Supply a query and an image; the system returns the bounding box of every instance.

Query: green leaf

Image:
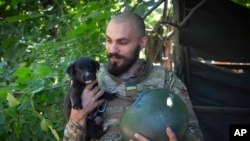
[134,4,148,16]
[4,108,17,118]
[0,103,4,124]
[13,117,20,138]
[40,118,49,131]
[0,103,3,110]
[32,86,45,94]
[6,93,20,107]
[5,15,29,23]
[0,114,5,124]
[29,79,45,94]
[49,125,60,141]
[45,72,57,78]
[13,67,32,83]
[0,88,8,98]
[34,65,52,77]
[13,67,30,78]
[88,11,101,19]
[65,24,87,38]
[11,0,23,5]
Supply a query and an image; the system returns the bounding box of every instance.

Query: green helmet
[120,88,188,141]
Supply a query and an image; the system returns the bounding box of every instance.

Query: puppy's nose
[84,72,95,80]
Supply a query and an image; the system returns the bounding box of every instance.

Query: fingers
[94,88,105,100]
[133,133,150,141]
[166,127,177,141]
[81,80,105,111]
[69,80,105,126]
[93,88,105,109]
[91,84,103,96]
[131,128,177,141]
[82,80,102,96]
[96,98,105,107]
[82,81,105,100]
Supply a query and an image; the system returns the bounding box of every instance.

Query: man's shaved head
[110,11,146,38]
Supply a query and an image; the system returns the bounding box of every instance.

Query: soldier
[63,11,204,141]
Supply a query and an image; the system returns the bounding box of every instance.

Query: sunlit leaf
[49,125,60,141]
[40,118,49,131]
[34,65,52,77]
[13,67,30,78]
[6,93,20,107]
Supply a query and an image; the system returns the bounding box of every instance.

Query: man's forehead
[105,34,129,41]
[106,20,137,39]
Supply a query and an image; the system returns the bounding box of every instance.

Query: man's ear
[66,63,75,76]
[139,36,148,51]
[95,61,100,70]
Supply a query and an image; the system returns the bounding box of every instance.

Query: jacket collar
[104,59,153,84]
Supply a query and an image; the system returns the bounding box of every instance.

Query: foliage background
[0,0,164,140]
[1,0,250,140]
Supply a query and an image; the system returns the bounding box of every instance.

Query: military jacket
[63,60,203,141]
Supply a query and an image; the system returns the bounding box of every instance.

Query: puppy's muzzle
[83,72,96,84]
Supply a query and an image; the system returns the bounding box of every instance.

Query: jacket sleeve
[63,119,87,141]
[165,70,204,141]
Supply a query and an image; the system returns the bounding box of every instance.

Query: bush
[0,0,161,140]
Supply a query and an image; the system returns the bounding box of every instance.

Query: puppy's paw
[94,116,103,125]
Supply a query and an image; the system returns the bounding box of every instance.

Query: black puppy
[64,57,116,140]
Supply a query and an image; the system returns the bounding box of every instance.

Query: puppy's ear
[66,63,75,76]
[95,61,100,70]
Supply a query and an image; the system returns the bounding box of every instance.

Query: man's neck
[118,59,142,80]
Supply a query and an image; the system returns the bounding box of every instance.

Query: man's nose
[108,43,119,54]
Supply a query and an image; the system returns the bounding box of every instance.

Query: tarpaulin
[179,0,250,140]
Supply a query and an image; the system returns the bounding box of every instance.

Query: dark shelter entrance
[179,0,250,140]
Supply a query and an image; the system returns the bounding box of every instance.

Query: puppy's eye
[88,64,93,68]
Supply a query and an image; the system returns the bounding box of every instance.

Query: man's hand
[166,127,177,141]
[70,80,105,125]
[131,127,177,141]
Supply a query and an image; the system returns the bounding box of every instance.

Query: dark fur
[64,57,116,140]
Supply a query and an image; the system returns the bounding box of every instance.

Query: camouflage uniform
[63,59,204,141]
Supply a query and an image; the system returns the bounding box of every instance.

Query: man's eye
[106,39,111,43]
[120,41,128,45]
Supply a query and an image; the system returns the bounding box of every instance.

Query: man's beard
[107,45,140,76]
